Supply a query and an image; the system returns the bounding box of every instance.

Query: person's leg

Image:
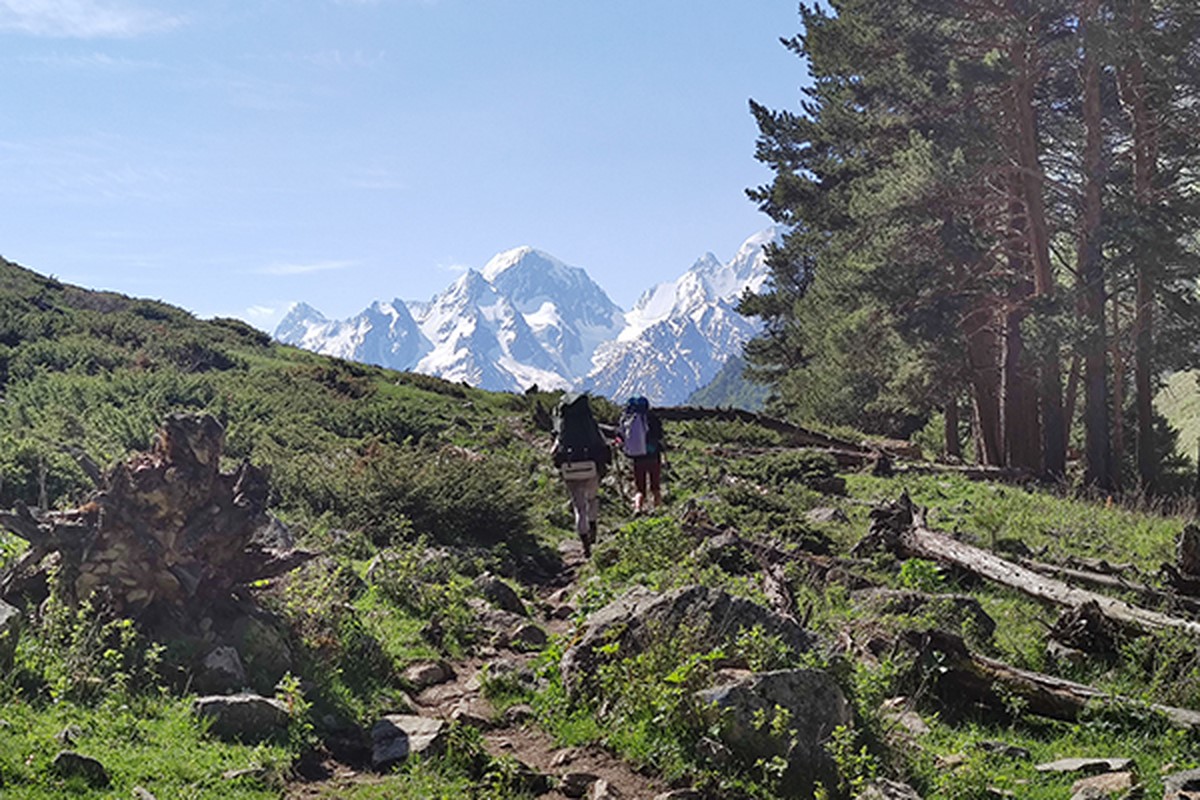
[585,474,600,544]
[567,480,591,554]
[632,460,649,512]
[648,455,663,508]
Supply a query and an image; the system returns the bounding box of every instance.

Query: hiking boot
[582,521,597,557]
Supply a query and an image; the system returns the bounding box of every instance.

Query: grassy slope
[2,257,1200,798]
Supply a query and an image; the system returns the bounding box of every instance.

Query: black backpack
[552,392,610,468]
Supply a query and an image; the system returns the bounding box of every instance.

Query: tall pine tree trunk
[1010,24,1066,478]
[1079,0,1114,491]
[1120,0,1159,493]
[964,301,1004,466]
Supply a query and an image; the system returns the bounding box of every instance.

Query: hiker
[618,395,664,513]
[551,391,611,556]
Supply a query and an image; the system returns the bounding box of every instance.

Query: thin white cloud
[0,0,186,38]
[436,261,469,274]
[244,305,277,319]
[14,50,161,69]
[260,260,355,277]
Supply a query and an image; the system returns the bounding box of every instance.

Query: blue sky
[0,0,808,330]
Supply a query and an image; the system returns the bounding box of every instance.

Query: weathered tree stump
[1,413,314,615]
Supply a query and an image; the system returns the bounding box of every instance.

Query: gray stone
[133,787,159,800]
[503,703,536,726]
[1163,768,1200,799]
[251,514,296,549]
[807,507,850,525]
[562,586,816,697]
[0,599,20,669]
[693,532,757,574]
[1070,771,1136,799]
[404,660,453,689]
[652,791,702,800]
[371,715,447,771]
[590,779,622,799]
[51,750,110,787]
[510,622,548,650]
[1035,758,1133,775]
[856,779,924,799]
[468,598,528,646]
[193,693,290,741]
[197,646,247,694]
[230,616,292,691]
[560,771,600,798]
[474,572,528,616]
[696,669,851,799]
[55,724,84,745]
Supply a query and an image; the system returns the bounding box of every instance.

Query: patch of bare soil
[286,537,669,799]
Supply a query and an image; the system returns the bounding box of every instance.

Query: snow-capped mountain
[274,228,780,403]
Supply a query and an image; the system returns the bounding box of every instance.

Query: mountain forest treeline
[739,0,1200,494]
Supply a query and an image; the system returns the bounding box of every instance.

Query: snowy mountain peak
[275,227,779,404]
[481,246,548,281]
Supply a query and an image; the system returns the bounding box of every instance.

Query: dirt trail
[287,537,669,799]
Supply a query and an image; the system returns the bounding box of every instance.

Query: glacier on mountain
[274,228,780,404]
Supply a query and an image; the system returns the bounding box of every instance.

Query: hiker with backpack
[618,395,664,513]
[551,392,611,557]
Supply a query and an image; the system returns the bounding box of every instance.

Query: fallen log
[859,495,1200,640]
[905,628,1200,730]
[654,405,870,453]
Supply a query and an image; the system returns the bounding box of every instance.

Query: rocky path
[286,537,670,799]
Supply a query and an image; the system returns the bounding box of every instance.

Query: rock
[1164,768,1200,799]
[230,615,292,692]
[0,600,20,669]
[879,697,929,737]
[371,715,447,772]
[133,787,158,800]
[193,693,290,742]
[468,598,530,648]
[807,507,850,525]
[474,572,528,616]
[856,779,924,799]
[693,532,757,574]
[653,791,702,800]
[696,669,851,798]
[1070,771,1136,799]
[590,779,622,799]
[560,771,600,798]
[197,646,247,694]
[50,750,110,787]
[1035,757,1134,775]
[449,702,493,730]
[695,735,733,767]
[251,514,296,550]
[562,586,815,697]
[850,588,996,641]
[404,660,453,689]
[551,604,576,620]
[55,724,84,745]
[503,703,536,726]
[509,622,548,650]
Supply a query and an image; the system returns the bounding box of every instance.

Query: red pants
[633,454,661,497]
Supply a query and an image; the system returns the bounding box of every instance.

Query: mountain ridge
[275,228,781,404]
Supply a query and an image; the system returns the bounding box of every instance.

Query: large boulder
[193,693,290,742]
[195,646,247,694]
[696,669,851,799]
[561,586,817,698]
[371,715,447,771]
[0,599,19,669]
